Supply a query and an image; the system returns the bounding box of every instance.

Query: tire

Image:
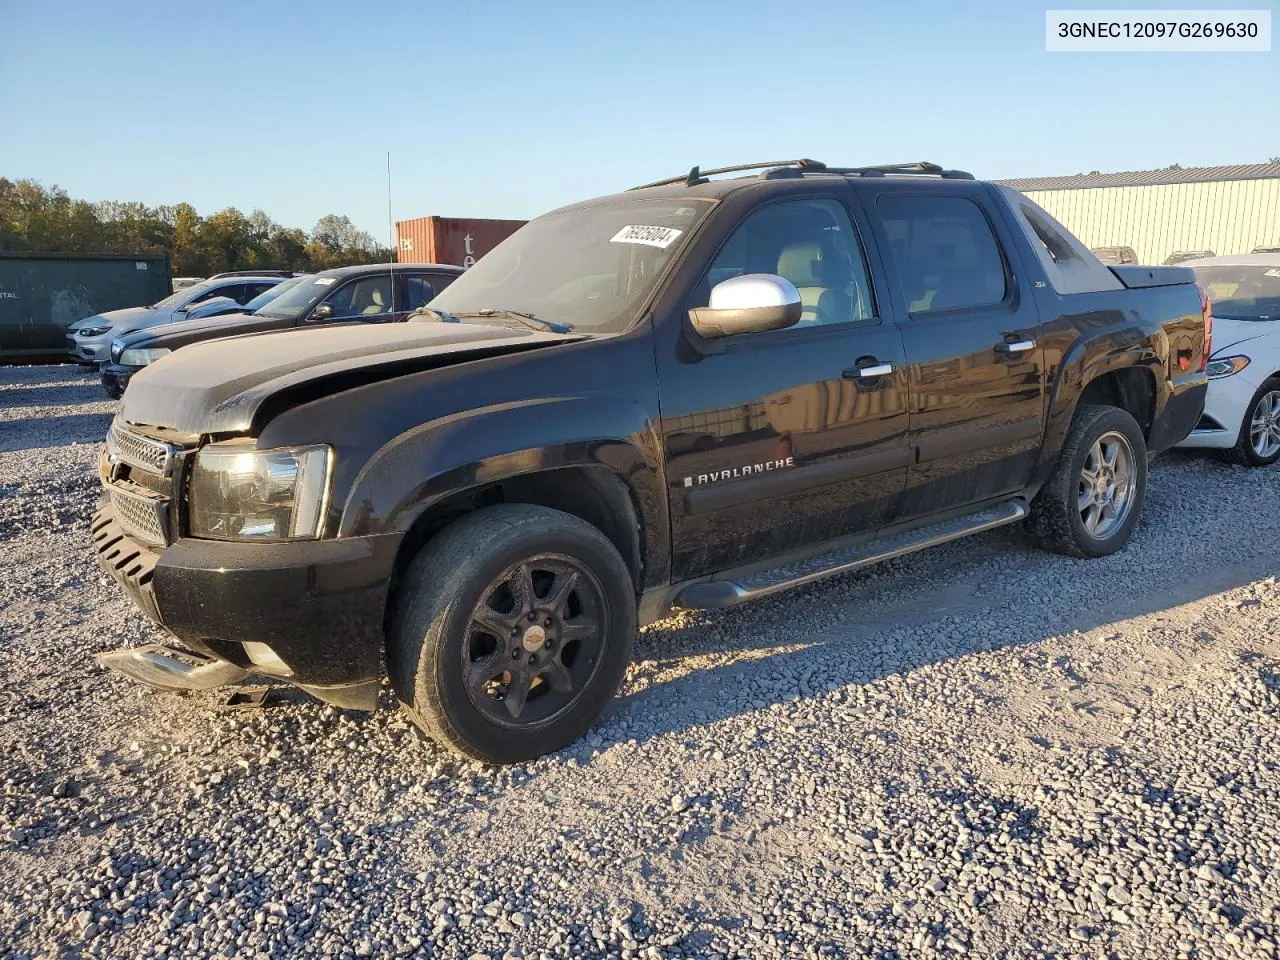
[387,504,636,763]
[1028,404,1148,559]
[1222,377,1280,468]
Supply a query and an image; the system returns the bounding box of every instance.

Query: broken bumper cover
[92,506,401,708]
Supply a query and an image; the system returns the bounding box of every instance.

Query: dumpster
[0,252,172,362]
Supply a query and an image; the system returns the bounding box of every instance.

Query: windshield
[257,273,348,319]
[430,198,714,333]
[151,280,219,309]
[246,275,307,312]
[1193,264,1280,321]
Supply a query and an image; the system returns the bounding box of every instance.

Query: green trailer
[0,252,172,362]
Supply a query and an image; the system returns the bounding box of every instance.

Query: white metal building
[996,162,1280,265]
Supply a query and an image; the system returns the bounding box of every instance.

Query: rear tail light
[1197,284,1213,373]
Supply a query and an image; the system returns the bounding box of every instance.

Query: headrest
[777,242,823,286]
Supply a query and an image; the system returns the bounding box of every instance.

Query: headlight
[119,347,171,366]
[78,326,110,337]
[188,443,332,541]
[1205,355,1250,379]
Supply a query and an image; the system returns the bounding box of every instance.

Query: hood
[1211,315,1278,355]
[71,306,154,331]
[120,310,262,348]
[120,321,578,435]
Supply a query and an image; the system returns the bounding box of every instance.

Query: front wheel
[1223,377,1280,468]
[1028,404,1148,559]
[387,504,636,763]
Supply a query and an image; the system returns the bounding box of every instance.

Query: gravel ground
[2,364,1278,960]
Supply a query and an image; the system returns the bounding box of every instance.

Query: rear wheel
[1028,404,1147,558]
[387,504,635,763]
[1223,377,1280,468]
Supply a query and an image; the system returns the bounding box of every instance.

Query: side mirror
[310,303,334,322]
[688,274,802,339]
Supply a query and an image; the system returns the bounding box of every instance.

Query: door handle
[995,338,1036,354]
[842,361,894,379]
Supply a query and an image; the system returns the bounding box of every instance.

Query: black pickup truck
[93,160,1209,763]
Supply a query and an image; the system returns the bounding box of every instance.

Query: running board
[675,500,1028,610]
[97,643,249,692]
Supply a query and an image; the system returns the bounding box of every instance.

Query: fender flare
[338,395,668,583]
[1037,337,1166,475]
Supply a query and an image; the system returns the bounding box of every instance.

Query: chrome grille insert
[107,420,174,476]
[109,482,170,546]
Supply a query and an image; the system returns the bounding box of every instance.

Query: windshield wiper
[456,308,572,333]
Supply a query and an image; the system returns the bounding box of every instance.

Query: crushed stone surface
[1,364,1278,959]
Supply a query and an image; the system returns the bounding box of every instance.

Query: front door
[657,195,911,581]
[867,187,1045,519]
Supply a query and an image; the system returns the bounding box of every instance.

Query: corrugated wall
[1022,179,1280,264]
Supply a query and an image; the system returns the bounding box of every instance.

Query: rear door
[657,191,911,580]
[865,185,1044,519]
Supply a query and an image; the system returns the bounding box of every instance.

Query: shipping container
[0,251,172,362]
[395,217,526,269]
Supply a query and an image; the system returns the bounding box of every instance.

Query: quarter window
[698,198,876,327]
[876,195,1008,313]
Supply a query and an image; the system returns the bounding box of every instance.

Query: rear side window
[404,276,436,311]
[876,195,1008,313]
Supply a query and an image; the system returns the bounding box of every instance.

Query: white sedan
[1178,254,1280,466]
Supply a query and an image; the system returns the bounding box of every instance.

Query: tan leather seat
[775,242,852,325]
[361,288,386,315]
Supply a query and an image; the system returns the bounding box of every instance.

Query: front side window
[326,276,393,319]
[877,194,1008,313]
[697,197,875,327]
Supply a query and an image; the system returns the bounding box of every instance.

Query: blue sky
[2,0,1275,238]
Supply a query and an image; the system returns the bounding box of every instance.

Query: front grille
[109,481,170,546]
[107,420,174,476]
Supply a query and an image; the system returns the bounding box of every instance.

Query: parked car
[1165,250,1215,265]
[208,270,305,280]
[99,264,461,398]
[92,159,1208,764]
[1091,245,1139,265]
[1252,245,1280,255]
[179,274,312,323]
[66,275,286,364]
[1177,254,1280,465]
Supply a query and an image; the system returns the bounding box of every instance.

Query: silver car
[66,275,285,364]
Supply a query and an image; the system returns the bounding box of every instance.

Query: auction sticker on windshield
[610,225,683,249]
[313,278,336,286]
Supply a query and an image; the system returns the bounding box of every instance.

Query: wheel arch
[337,395,668,616]
[1032,344,1164,490]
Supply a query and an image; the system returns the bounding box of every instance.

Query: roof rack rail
[629,159,828,191]
[826,162,975,180]
[628,159,974,190]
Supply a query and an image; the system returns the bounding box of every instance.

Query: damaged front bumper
[92,504,401,711]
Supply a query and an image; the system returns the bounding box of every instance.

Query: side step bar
[675,500,1028,610]
[97,643,249,692]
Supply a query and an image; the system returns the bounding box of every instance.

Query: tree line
[0,178,393,276]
